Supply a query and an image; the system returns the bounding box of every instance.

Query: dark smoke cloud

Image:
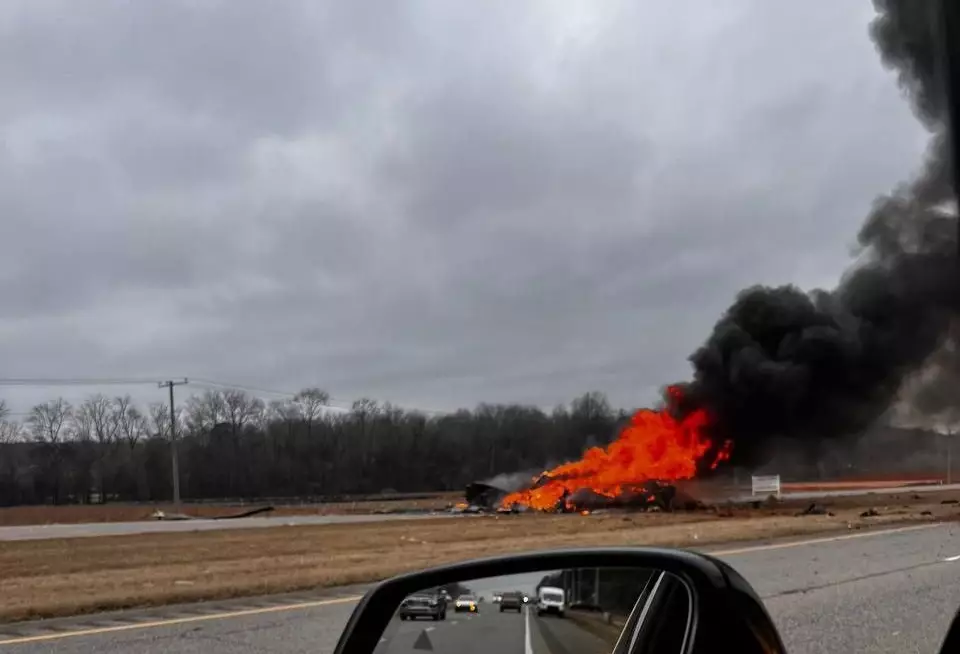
[671,0,960,469]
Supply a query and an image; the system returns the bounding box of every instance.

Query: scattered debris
[798,503,830,516]
[921,510,933,516]
[464,482,508,509]
[941,499,958,505]
[151,510,191,521]
[859,508,880,518]
[150,506,274,521]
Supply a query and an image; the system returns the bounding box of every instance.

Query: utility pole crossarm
[159,379,189,510]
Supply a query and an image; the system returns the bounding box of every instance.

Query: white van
[536,586,565,617]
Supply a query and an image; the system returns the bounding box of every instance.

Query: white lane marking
[943,554,960,562]
[710,522,944,557]
[425,627,435,632]
[524,606,533,654]
[0,595,363,646]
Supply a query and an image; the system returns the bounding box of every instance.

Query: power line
[0,376,451,417]
[190,378,300,398]
[0,378,166,386]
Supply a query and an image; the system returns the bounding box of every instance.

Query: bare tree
[75,394,126,503]
[223,390,264,437]
[28,398,72,444]
[294,388,330,437]
[118,402,148,448]
[269,399,298,422]
[0,399,8,423]
[0,413,23,504]
[149,402,170,439]
[77,395,120,447]
[70,402,93,442]
[269,399,298,439]
[27,398,72,503]
[0,419,22,444]
[185,390,227,434]
[351,397,379,418]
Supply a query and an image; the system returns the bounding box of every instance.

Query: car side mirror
[332,547,787,654]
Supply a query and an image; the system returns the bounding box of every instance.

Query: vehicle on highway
[499,591,523,613]
[333,545,960,654]
[453,594,478,613]
[397,593,447,621]
[536,585,565,617]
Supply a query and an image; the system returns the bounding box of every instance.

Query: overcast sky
[0,1,931,415]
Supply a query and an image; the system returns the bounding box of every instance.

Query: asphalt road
[374,602,610,654]
[0,513,459,541]
[729,481,960,503]
[4,522,960,653]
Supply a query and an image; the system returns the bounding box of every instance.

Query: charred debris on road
[454,478,707,516]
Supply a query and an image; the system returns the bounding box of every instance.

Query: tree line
[0,388,629,506]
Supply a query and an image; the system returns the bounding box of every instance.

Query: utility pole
[159,379,189,510]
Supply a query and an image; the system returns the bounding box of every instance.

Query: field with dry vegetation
[2,488,958,623]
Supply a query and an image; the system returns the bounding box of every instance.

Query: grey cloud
[0,0,934,413]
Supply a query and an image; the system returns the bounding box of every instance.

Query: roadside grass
[1,492,955,624]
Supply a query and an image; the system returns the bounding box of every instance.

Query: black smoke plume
[671,1,960,469]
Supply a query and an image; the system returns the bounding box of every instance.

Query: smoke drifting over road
[672,1,960,469]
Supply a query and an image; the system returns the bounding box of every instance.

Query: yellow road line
[709,522,944,556]
[0,595,363,646]
[0,522,947,646]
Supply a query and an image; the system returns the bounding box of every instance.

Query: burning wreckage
[453,0,960,517]
[460,477,695,514]
[456,390,721,515]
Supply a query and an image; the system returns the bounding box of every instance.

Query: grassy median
[1,490,957,623]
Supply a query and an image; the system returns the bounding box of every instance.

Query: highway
[373,604,609,654]
[3,522,960,653]
[729,481,960,504]
[0,513,459,541]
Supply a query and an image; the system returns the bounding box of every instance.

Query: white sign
[751,475,781,497]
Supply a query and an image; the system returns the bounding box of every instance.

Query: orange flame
[500,386,731,511]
